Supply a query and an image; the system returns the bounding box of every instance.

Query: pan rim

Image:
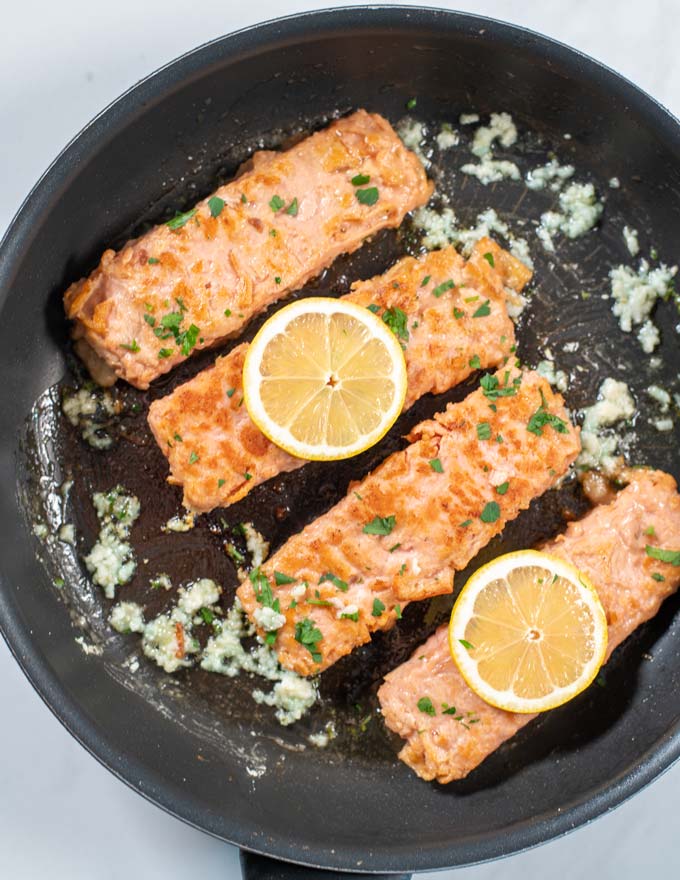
[2,4,680,871]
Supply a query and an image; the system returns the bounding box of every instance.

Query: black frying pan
[2,6,680,877]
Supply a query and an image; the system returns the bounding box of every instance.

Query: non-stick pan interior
[2,7,680,871]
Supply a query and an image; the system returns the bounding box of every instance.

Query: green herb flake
[217,478,226,488]
[527,393,569,436]
[459,639,474,650]
[341,610,359,622]
[496,481,510,495]
[148,257,160,265]
[421,275,431,287]
[240,193,248,204]
[356,186,379,206]
[285,197,299,216]
[269,194,286,212]
[366,303,381,314]
[382,306,409,342]
[167,208,197,230]
[226,388,236,398]
[244,471,252,481]
[363,515,396,536]
[389,543,401,553]
[459,519,472,528]
[158,348,173,359]
[224,308,232,317]
[472,300,491,318]
[652,572,666,582]
[476,421,492,441]
[442,704,457,715]
[482,251,495,268]
[120,340,140,353]
[406,97,417,110]
[179,323,200,356]
[480,373,520,402]
[453,307,465,319]
[351,173,370,186]
[188,451,199,464]
[645,545,680,566]
[319,572,348,592]
[274,571,297,586]
[372,598,386,617]
[468,354,481,369]
[429,458,444,473]
[395,604,402,619]
[417,696,436,716]
[143,313,156,328]
[199,607,215,625]
[208,196,225,218]
[294,618,323,663]
[644,525,656,537]
[480,501,501,523]
[432,279,455,298]
[464,295,479,303]
[274,276,281,284]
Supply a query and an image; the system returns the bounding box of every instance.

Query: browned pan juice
[19,110,680,772]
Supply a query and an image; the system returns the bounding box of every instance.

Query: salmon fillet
[148,238,531,513]
[64,110,433,389]
[236,367,580,676]
[378,469,680,784]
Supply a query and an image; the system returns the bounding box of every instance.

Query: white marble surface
[1,1,680,877]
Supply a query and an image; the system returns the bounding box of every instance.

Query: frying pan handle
[240,851,412,880]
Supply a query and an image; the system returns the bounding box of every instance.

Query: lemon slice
[243,298,407,460]
[448,550,608,714]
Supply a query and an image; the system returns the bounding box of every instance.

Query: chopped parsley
[274,571,297,585]
[480,501,500,523]
[294,618,323,663]
[372,598,386,617]
[527,391,569,436]
[459,519,472,528]
[208,196,225,217]
[319,572,348,592]
[188,451,199,464]
[453,307,465,319]
[269,194,286,212]
[244,472,252,481]
[144,313,156,327]
[482,251,495,268]
[224,308,232,317]
[351,173,370,186]
[459,639,474,650]
[417,696,436,716]
[421,275,431,287]
[469,354,481,369]
[341,610,359,622]
[480,373,520,401]
[217,479,226,488]
[389,543,401,552]
[363,515,396,536]
[476,421,492,441]
[472,300,491,318]
[395,604,402,619]
[226,388,236,398]
[285,197,299,216]
[382,306,409,342]
[158,348,173,358]
[644,525,656,537]
[240,193,248,204]
[167,208,197,230]
[199,607,215,625]
[250,568,275,607]
[274,276,281,284]
[645,545,680,566]
[652,572,666,582]
[120,340,140,353]
[429,458,444,473]
[366,303,381,314]
[432,279,455,298]
[148,257,160,265]
[406,97,417,110]
[356,186,379,206]
[496,481,510,495]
